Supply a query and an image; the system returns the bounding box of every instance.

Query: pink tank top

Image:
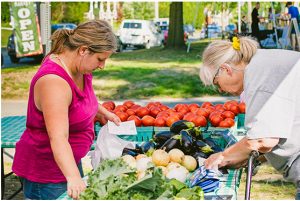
[12,56,98,183]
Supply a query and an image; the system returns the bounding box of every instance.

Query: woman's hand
[204,152,226,171]
[103,111,121,126]
[67,176,86,200]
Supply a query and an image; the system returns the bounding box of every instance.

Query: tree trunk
[166,2,185,49]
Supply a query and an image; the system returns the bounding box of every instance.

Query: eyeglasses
[212,67,221,86]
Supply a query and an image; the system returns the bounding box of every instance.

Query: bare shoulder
[34,74,72,111]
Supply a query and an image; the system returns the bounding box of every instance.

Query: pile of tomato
[96,100,245,128]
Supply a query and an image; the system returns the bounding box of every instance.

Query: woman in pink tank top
[12,20,121,200]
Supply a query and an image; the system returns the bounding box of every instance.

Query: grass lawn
[2,40,220,100]
[1,28,12,47]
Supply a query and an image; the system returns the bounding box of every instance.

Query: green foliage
[159,2,170,18]
[1,2,10,23]
[123,2,155,20]
[1,29,12,47]
[51,2,89,24]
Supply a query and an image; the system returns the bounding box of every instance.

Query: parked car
[51,23,77,33]
[163,26,189,46]
[117,19,164,49]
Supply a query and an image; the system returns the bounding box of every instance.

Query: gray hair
[199,36,259,86]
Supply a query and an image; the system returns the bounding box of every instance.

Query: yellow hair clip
[232,37,240,50]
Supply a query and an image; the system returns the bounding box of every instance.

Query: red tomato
[150,107,161,118]
[154,117,166,127]
[178,108,190,116]
[159,104,169,111]
[210,115,223,127]
[115,111,129,122]
[174,104,189,112]
[214,104,224,111]
[229,105,240,115]
[219,120,231,128]
[166,115,180,127]
[205,106,216,115]
[183,112,196,122]
[131,104,141,111]
[128,115,142,127]
[192,115,207,127]
[238,102,246,113]
[222,111,235,119]
[126,109,136,116]
[209,111,222,120]
[224,118,235,127]
[195,108,209,119]
[188,103,199,111]
[142,115,155,126]
[123,100,135,109]
[146,102,157,109]
[115,105,127,112]
[201,102,213,108]
[223,101,233,110]
[136,107,150,118]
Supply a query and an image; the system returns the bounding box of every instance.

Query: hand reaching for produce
[204,152,226,171]
[67,176,86,200]
[104,111,121,126]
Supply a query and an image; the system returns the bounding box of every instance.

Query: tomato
[229,105,240,115]
[174,104,189,112]
[150,106,161,118]
[195,108,209,119]
[210,114,223,127]
[136,107,150,118]
[115,105,127,112]
[188,103,199,111]
[154,117,166,127]
[222,111,235,119]
[102,101,115,110]
[115,111,129,122]
[224,118,235,127]
[219,120,231,128]
[205,106,216,115]
[123,100,135,109]
[238,102,246,113]
[178,108,190,116]
[183,112,196,122]
[146,102,157,109]
[228,100,239,105]
[126,109,136,116]
[131,104,141,111]
[159,104,169,111]
[142,115,155,126]
[201,102,213,108]
[209,111,222,120]
[127,115,142,127]
[192,115,207,127]
[166,115,180,127]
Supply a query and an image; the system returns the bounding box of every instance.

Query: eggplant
[179,130,195,154]
[193,151,209,159]
[170,120,195,134]
[160,135,181,152]
[122,148,139,157]
[193,140,214,155]
[204,138,223,152]
[140,141,156,154]
[185,127,203,140]
[153,131,176,145]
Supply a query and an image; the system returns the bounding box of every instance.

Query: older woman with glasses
[200,36,300,199]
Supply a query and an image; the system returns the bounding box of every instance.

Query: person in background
[241,16,249,34]
[12,20,121,200]
[286,2,300,51]
[251,2,263,46]
[199,36,300,199]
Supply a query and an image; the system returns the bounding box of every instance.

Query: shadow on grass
[93,66,219,100]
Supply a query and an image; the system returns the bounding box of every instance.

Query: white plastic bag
[90,122,136,169]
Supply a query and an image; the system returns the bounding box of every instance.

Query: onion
[122,155,136,169]
[168,149,185,163]
[182,155,197,171]
[167,162,182,171]
[136,157,152,172]
[136,154,147,161]
[166,168,187,183]
[152,149,170,167]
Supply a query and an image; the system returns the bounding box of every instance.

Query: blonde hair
[199,36,259,86]
[49,20,117,56]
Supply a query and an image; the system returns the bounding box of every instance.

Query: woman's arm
[34,75,85,199]
[204,136,279,170]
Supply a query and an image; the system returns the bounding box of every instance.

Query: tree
[166,2,185,49]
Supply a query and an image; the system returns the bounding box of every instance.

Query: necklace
[51,54,72,77]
